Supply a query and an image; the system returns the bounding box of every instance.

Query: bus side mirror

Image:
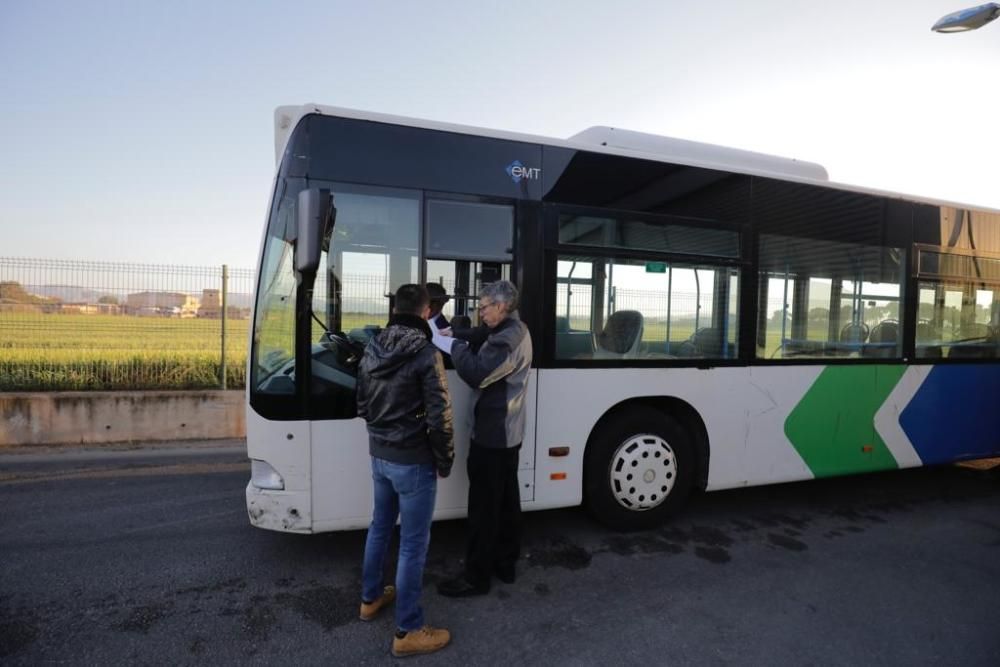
[295,188,335,277]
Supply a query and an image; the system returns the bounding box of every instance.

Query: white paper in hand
[431,326,454,355]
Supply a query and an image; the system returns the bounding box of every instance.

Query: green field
[0,309,884,392]
[0,313,249,391]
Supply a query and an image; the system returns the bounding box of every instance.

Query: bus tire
[583,405,696,531]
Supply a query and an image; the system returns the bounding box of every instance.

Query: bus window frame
[541,203,749,370]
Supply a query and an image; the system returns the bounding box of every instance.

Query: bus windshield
[252,191,297,394]
[250,182,421,407]
[311,184,420,341]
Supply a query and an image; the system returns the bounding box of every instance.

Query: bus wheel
[584,405,696,531]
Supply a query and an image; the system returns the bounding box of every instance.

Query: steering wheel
[322,331,364,364]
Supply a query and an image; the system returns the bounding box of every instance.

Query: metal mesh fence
[556,285,712,335]
[0,257,254,391]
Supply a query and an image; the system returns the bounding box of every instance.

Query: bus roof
[274,103,999,214]
[568,126,828,181]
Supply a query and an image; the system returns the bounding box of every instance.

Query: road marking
[0,462,249,485]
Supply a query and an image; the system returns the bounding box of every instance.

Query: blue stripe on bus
[900,365,1000,465]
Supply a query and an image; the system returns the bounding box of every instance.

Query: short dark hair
[426,282,449,305]
[394,284,429,315]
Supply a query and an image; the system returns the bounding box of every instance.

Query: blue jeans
[361,457,437,632]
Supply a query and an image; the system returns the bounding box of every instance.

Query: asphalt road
[1,441,998,666]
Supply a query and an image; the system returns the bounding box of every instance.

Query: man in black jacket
[357,284,454,658]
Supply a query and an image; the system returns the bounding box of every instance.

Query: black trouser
[464,443,521,587]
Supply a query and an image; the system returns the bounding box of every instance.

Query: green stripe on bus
[784,366,906,478]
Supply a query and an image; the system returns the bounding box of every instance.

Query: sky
[2,0,999,270]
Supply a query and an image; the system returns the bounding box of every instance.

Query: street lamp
[931,2,1000,32]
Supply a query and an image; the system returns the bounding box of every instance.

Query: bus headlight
[251,460,285,490]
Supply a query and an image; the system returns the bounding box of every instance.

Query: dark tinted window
[558,214,739,258]
[298,115,543,200]
[753,178,891,245]
[543,149,751,223]
[426,200,513,261]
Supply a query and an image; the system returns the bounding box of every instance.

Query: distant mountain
[24,284,117,304]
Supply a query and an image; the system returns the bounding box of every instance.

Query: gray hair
[480,280,518,313]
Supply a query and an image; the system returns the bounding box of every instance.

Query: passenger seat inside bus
[692,327,724,357]
[839,322,869,344]
[675,327,724,358]
[946,323,997,359]
[555,315,595,359]
[915,322,942,359]
[594,310,644,358]
[862,320,898,358]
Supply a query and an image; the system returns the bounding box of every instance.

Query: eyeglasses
[477,301,497,313]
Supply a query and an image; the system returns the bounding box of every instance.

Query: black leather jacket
[356,314,454,476]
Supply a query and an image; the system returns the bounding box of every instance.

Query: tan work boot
[391,625,451,657]
[359,585,396,621]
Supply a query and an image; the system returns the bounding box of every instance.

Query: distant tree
[0,281,58,304]
[0,281,19,301]
[98,295,119,305]
[808,307,829,322]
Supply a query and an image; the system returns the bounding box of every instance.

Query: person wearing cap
[426,282,450,331]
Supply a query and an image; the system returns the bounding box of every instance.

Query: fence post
[221,264,228,390]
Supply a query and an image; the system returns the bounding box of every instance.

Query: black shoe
[494,565,515,584]
[437,577,489,598]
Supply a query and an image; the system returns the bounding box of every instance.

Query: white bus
[246,104,1000,533]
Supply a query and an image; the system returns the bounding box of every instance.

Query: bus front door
[424,198,536,512]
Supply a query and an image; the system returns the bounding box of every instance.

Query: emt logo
[505,160,540,184]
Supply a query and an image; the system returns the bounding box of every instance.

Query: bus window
[916,283,999,359]
[298,184,421,418]
[757,235,903,359]
[312,185,420,342]
[251,193,298,394]
[558,214,739,258]
[425,199,513,328]
[426,259,510,327]
[914,245,1000,359]
[555,256,739,361]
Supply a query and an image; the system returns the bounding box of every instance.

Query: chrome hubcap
[609,434,677,511]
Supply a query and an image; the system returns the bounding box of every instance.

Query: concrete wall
[0,391,245,447]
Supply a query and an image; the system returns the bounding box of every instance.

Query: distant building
[96,303,121,315]
[197,289,221,318]
[57,303,100,315]
[125,291,199,317]
[197,288,249,319]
